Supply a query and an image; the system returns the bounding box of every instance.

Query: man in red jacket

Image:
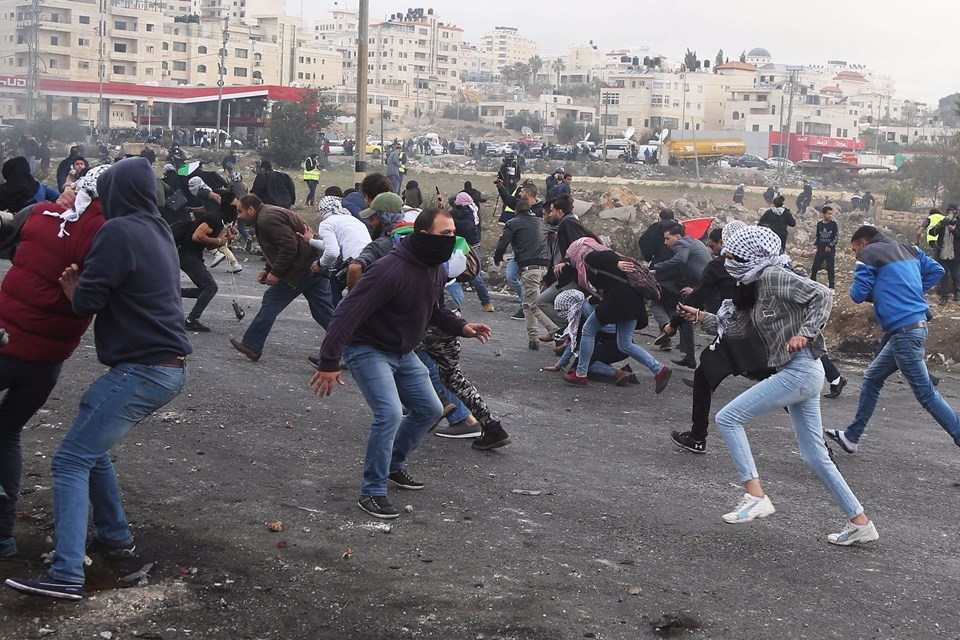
[0,179,106,559]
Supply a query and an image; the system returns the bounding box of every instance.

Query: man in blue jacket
[825,226,958,454]
[310,207,492,520]
[5,158,191,600]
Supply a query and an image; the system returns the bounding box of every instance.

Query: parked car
[426,141,446,156]
[365,140,384,158]
[325,140,347,156]
[766,156,795,169]
[733,154,772,169]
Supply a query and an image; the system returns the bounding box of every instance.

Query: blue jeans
[388,174,401,194]
[505,257,523,303]
[844,328,960,446]
[446,282,465,309]
[418,351,471,424]
[344,345,442,496]
[242,270,334,353]
[715,349,864,519]
[49,363,187,583]
[469,245,491,306]
[576,311,663,377]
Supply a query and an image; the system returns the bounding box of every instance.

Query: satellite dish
[657,128,670,143]
[623,126,636,140]
[521,126,533,136]
[583,132,591,142]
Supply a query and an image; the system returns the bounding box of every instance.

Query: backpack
[0,205,33,261]
[586,254,661,301]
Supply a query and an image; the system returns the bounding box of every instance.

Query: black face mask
[407,232,456,267]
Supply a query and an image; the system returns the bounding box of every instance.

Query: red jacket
[0,201,106,362]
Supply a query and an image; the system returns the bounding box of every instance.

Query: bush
[441,104,478,121]
[504,110,541,133]
[885,182,918,211]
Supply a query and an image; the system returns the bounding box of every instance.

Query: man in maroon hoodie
[310,206,492,520]
[0,181,105,560]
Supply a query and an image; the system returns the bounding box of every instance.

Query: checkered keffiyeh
[723,225,790,284]
[43,164,110,237]
[554,289,585,350]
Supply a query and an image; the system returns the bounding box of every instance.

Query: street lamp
[146,97,154,138]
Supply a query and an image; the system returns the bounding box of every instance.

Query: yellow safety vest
[503,186,521,214]
[398,152,407,174]
[927,213,945,245]
[302,158,320,182]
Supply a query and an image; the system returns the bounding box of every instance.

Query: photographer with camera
[932,203,960,304]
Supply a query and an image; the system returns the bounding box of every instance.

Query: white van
[599,138,634,160]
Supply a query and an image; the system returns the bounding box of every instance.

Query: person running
[309,206,492,520]
[684,224,877,546]
[824,226,959,454]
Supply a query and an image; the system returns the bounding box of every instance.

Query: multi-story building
[477,93,595,129]
[0,0,341,127]
[480,26,538,73]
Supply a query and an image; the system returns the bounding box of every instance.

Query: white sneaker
[827,520,878,546]
[211,253,227,268]
[229,262,243,273]
[722,493,775,524]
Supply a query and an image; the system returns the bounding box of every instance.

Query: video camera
[498,155,521,190]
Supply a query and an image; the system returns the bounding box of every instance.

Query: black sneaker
[388,468,424,490]
[511,308,525,321]
[472,422,511,450]
[528,340,539,351]
[682,377,695,388]
[671,357,696,369]
[435,419,483,439]
[5,573,84,600]
[671,430,706,454]
[307,355,320,370]
[824,376,847,398]
[185,319,211,333]
[86,537,136,559]
[653,331,672,348]
[358,495,400,519]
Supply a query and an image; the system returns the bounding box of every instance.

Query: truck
[661,139,746,166]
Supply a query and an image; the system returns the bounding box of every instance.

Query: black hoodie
[0,156,41,212]
[72,157,192,366]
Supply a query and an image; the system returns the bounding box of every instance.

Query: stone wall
[877,207,926,229]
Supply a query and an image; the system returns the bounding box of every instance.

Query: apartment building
[0,0,341,125]
[481,26,538,71]
[477,93,595,129]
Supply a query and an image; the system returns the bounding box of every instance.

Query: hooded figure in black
[0,156,57,213]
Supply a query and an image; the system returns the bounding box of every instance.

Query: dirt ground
[3,154,960,639]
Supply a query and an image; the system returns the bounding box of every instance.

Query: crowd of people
[2,148,959,603]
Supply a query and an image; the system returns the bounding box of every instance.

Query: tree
[528,55,543,85]
[556,117,581,143]
[551,57,566,87]
[264,91,336,168]
[514,62,531,89]
[499,63,518,87]
[504,110,541,133]
[683,49,699,72]
[739,50,747,63]
[715,49,724,69]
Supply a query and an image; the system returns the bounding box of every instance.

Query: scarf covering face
[455,191,479,224]
[554,289,585,350]
[0,156,40,209]
[564,236,607,295]
[723,225,790,284]
[318,195,349,221]
[43,164,110,237]
[407,232,456,267]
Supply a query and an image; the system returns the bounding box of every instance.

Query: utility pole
[97,0,106,132]
[23,0,40,123]
[415,67,420,129]
[354,0,369,189]
[216,16,228,149]
[691,117,701,187]
[875,94,883,154]
[602,100,609,159]
[780,66,802,184]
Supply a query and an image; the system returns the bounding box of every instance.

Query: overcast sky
[287,0,956,105]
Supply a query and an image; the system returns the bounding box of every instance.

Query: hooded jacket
[0,201,105,362]
[250,203,315,285]
[0,156,58,212]
[251,168,297,209]
[317,236,466,372]
[71,157,192,366]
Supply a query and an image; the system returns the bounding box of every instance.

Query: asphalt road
[1,254,959,640]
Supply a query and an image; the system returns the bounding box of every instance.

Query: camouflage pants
[418,327,495,429]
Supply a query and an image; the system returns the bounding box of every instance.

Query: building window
[235,48,248,59]
[752,124,760,131]
[50,36,59,45]
[113,65,124,74]
[115,21,127,30]
[234,67,247,77]
[78,61,89,69]
[162,42,169,51]
[198,64,207,72]
[146,24,154,32]
[79,15,90,24]
[49,58,57,68]
[173,42,186,52]
[198,45,207,54]
[732,111,740,120]
[78,38,90,46]
[146,45,154,53]
[114,43,127,53]
[173,61,186,71]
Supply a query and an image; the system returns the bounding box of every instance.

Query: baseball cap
[360,191,404,218]
[948,203,958,212]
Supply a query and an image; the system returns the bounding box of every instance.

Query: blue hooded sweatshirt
[72,157,192,366]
